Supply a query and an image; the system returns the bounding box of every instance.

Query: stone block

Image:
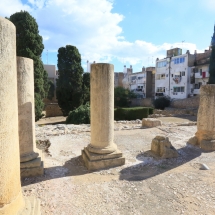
[200,139,215,151]
[151,136,178,159]
[187,136,198,146]
[21,161,44,178]
[142,118,162,128]
[82,147,125,171]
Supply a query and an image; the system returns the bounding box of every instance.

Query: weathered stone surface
[193,85,215,151]
[187,136,199,146]
[21,162,44,178]
[82,63,125,170]
[200,139,215,151]
[17,57,44,177]
[142,118,162,127]
[82,148,125,171]
[151,136,178,158]
[0,16,25,215]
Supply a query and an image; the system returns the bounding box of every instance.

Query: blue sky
[1,0,215,72]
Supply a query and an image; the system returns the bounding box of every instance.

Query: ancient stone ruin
[82,63,125,170]
[151,136,179,158]
[188,85,215,151]
[142,118,162,128]
[0,16,41,214]
[17,57,44,178]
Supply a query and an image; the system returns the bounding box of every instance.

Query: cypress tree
[82,72,90,104]
[208,45,215,84]
[56,45,84,115]
[9,11,49,121]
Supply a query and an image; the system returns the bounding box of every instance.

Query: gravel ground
[22,117,215,215]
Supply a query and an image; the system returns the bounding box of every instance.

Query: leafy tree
[9,11,49,121]
[47,80,55,101]
[208,45,215,84]
[82,72,90,104]
[56,45,84,115]
[114,86,136,107]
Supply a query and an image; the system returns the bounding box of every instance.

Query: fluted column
[82,63,125,170]
[0,16,24,215]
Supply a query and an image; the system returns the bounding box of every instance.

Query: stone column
[0,15,25,215]
[188,85,215,151]
[82,63,125,170]
[17,57,44,177]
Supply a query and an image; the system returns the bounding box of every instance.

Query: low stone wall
[45,103,63,117]
[170,96,199,109]
[130,98,153,107]
[152,108,198,117]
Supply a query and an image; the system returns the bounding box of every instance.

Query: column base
[18,196,41,215]
[200,139,215,151]
[81,147,125,171]
[20,150,44,178]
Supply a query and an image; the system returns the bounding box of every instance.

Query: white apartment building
[155,48,195,99]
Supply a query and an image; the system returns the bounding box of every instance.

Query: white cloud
[0,0,204,70]
[0,0,31,17]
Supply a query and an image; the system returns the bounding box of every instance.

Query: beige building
[43,64,58,87]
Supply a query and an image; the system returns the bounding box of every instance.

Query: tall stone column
[0,16,41,215]
[82,63,125,170]
[188,85,215,151]
[0,15,25,215]
[17,57,44,178]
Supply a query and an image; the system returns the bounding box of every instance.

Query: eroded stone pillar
[0,16,25,215]
[188,85,215,151]
[17,57,44,177]
[82,63,125,170]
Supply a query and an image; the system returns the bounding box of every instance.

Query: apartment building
[190,50,211,95]
[122,65,155,98]
[155,48,195,99]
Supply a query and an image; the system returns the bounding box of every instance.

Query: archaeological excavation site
[1,14,215,215]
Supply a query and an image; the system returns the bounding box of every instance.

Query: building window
[157,61,167,68]
[174,57,185,64]
[156,87,165,92]
[173,87,185,92]
[161,74,165,79]
[181,71,185,76]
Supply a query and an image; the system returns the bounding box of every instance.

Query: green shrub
[114,107,149,120]
[148,107,154,115]
[153,96,171,110]
[66,103,90,124]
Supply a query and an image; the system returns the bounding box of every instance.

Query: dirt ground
[25,115,215,215]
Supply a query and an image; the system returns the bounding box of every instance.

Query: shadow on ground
[21,155,89,186]
[119,144,201,181]
[22,145,202,186]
